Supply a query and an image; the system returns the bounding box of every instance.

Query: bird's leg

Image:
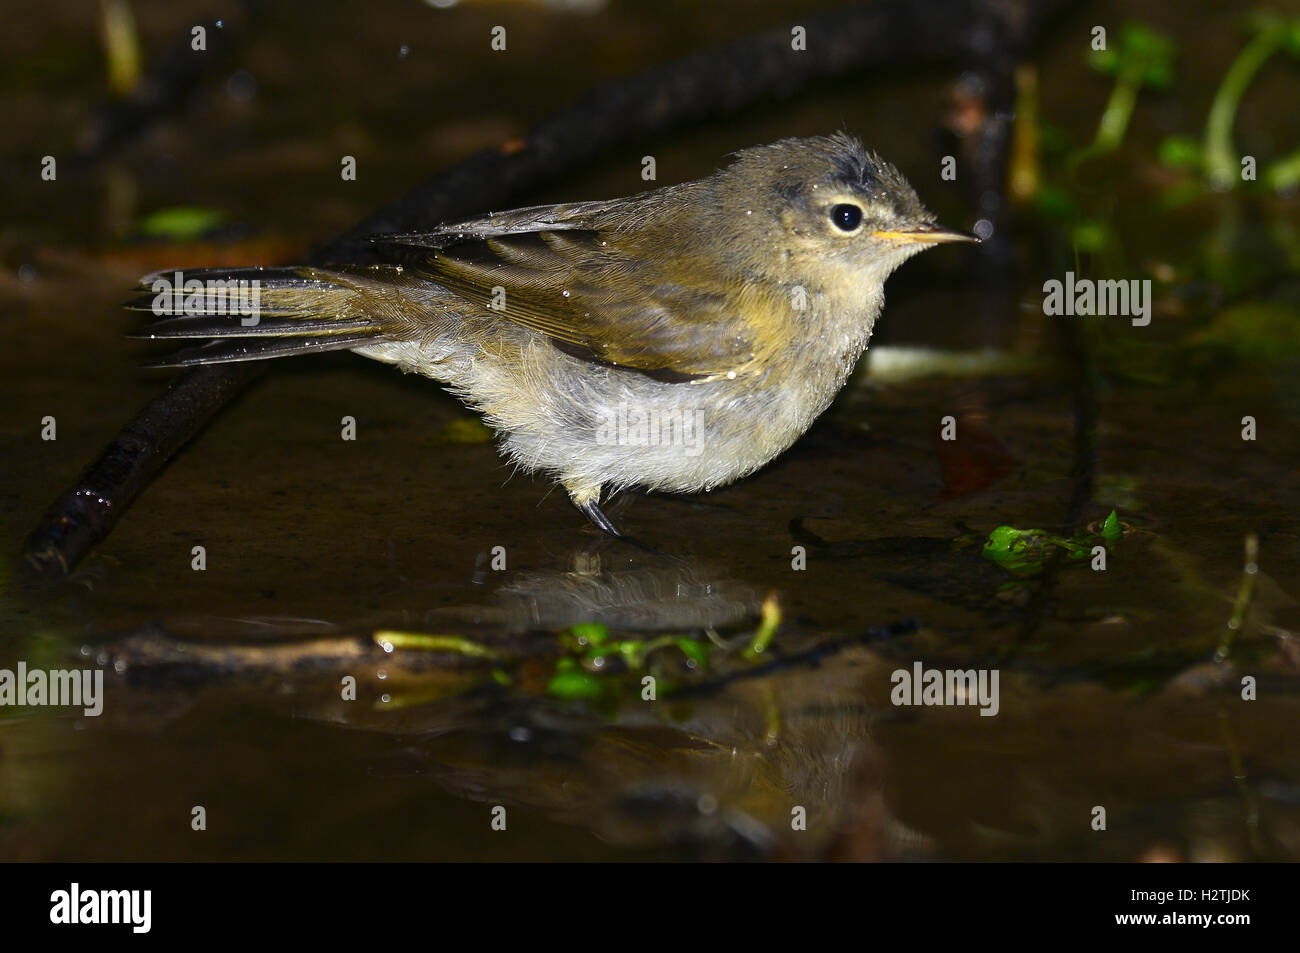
[577,500,622,537]
[566,481,621,537]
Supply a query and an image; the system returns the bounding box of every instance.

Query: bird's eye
[830,203,863,232]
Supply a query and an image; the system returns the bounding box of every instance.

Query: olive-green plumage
[132,133,975,534]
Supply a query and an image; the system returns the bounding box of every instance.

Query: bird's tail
[127,265,420,366]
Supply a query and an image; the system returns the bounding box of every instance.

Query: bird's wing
[376,207,759,380]
[378,200,626,247]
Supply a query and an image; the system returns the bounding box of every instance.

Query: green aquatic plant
[374,596,782,705]
[99,0,143,97]
[1187,301,1300,366]
[135,206,229,241]
[1155,12,1300,192]
[546,658,607,701]
[1083,23,1176,157]
[1216,534,1260,663]
[982,511,1122,577]
[741,593,782,661]
[373,630,500,658]
[1202,13,1300,191]
[1017,27,1175,267]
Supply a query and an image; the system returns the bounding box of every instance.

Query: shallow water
[2,0,1298,860]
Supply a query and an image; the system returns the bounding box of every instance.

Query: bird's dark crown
[727,132,931,226]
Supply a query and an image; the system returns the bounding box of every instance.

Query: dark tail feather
[142,334,382,367]
[129,314,377,339]
[130,265,409,365]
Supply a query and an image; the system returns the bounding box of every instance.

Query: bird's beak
[871,224,981,244]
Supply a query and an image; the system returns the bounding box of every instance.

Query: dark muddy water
[2,0,1298,860]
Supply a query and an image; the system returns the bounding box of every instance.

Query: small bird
[132,134,975,535]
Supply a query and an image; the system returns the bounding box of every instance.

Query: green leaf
[546,670,606,700]
[1089,46,1119,76]
[566,622,609,647]
[1123,23,1177,87]
[1072,220,1112,254]
[1285,19,1300,58]
[1035,183,1078,220]
[1158,134,1203,169]
[982,525,1048,576]
[1090,23,1176,88]
[982,524,1100,576]
[136,205,228,241]
[674,638,710,668]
